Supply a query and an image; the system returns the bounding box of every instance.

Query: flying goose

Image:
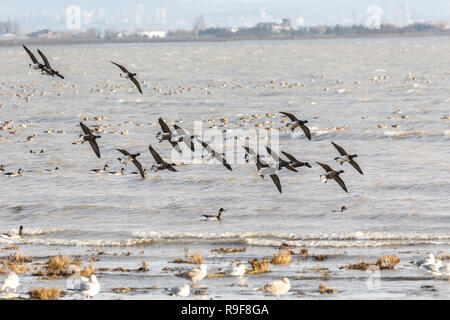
[280,151,312,169]
[111,61,142,94]
[316,162,348,193]
[198,139,232,171]
[116,149,145,178]
[149,145,177,172]
[79,122,101,158]
[173,124,196,152]
[279,111,311,140]
[265,146,298,172]
[331,142,363,175]
[22,45,52,76]
[156,117,182,153]
[256,162,282,194]
[37,49,64,79]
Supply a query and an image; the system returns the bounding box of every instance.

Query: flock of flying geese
[0,44,371,300]
[17,44,366,196]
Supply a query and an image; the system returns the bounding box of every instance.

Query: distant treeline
[191,23,447,39]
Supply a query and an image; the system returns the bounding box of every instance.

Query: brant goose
[266,146,298,172]
[37,49,64,79]
[280,151,312,168]
[279,111,311,140]
[331,142,363,175]
[149,145,177,172]
[116,149,145,178]
[157,117,182,153]
[198,139,232,171]
[23,45,52,76]
[316,162,348,193]
[79,122,101,158]
[202,208,225,221]
[111,61,142,94]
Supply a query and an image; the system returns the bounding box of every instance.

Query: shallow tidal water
[0,37,449,300]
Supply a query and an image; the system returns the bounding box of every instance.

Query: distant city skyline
[1,0,450,33]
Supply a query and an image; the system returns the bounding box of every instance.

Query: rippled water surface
[0,37,449,300]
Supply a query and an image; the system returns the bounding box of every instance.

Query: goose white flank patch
[80,275,100,299]
[255,277,290,299]
[1,272,20,293]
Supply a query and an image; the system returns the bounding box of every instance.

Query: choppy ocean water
[0,37,449,299]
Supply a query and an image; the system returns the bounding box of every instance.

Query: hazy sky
[2,0,450,32]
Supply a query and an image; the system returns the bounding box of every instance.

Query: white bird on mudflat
[2,272,20,293]
[168,284,190,297]
[80,275,100,299]
[432,263,450,277]
[255,277,290,299]
[413,254,442,272]
[230,264,246,277]
[179,264,208,284]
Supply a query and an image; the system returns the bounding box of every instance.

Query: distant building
[27,29,62,39]
[140,31,166,38]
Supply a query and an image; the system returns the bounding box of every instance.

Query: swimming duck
[4,169,23,177]
[331,142,363,175]
[279,111,311,140]
[91,164,109,174]
[111,61,142,94]
[316,162,348,193]
[202,208,225,221]
[109,168,125,175]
